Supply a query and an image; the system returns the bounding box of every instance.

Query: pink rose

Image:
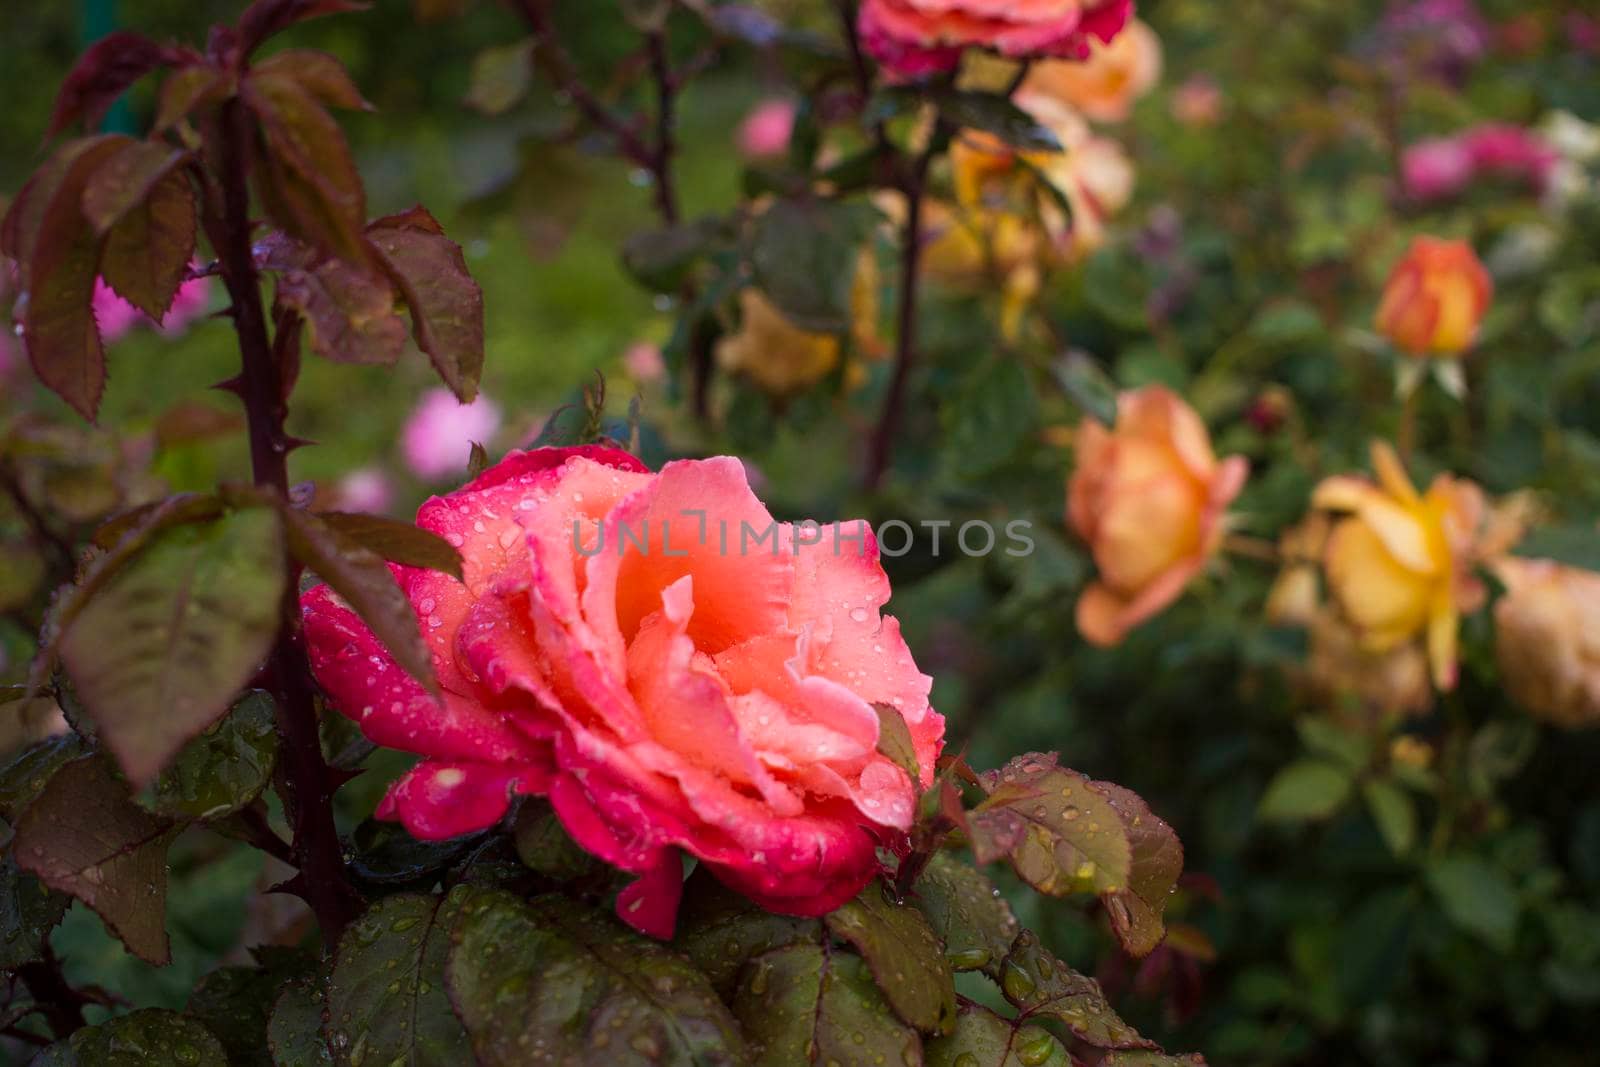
[737,98,797,159]
[302,447,944,937]
[1463,123,1557,190]
[1402,136,1475,201]
[92,274,212,342]
[401,387,502,481]
[334,467,396,514]
[860,0,1133,80]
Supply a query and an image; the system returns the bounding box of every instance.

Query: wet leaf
[188,957,316,1067]
[1092,781,1184,958]
[31,1008,229,1065]
[446,888,748,1066]
[59,507,287,786]
[0,732,86,821]
[326,892,471,1067]
[969,755,1132,899]
[997,930,1153,1050]
[827,879,956,1034]
[911,851,1019,979]
[98,160,197,321]
[1,135,132,419]
[245,71,367,263]
[141,689,279,820]
[1100,1054,1209,1067]
[367,207,485,402]
[273,245,409,366]
[674,867,821,998]
[154,64,233,133]
[924,1002,1070,1067]
[348,818,483,889]
[267,974,334,1067]
[0,857,72,970]
[282,506,439,698]
[510,799,599,883]
[731,941,922,1067]
[13,755,179,965]
[316,512,463,582]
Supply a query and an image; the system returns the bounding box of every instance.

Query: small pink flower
[1464,123,1558,190]
[93,274,212,342]
[301,448,943,937]
[1569,13,1600,55]
[860,0,1133,80]
[401,388,502,481]
[737,98,797,160]
[623,341,666,384]
[335,467,396,514]
[1402,136,1475,200]
[1170,74,1223,128]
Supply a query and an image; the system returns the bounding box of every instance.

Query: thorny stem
[16,950,86,1040]
[199,97,359,948]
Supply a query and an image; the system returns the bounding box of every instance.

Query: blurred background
[3,1,1600,1064]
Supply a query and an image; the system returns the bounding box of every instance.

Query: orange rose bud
[1068,385,1249,646]
[1374,236,1493,358]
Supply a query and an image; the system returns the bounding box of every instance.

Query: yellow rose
[1023,18,1163,124]
[1068,386,1249,646]
[1493,557,1600,728]
[1312,442,1486,690]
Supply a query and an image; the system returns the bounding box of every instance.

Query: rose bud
[1374,236,1492,358]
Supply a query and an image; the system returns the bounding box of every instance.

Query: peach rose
[1068,386,1249,646]
[1023,18,1162,123]
[860,0,1133,79]
[1312,443,1487,691]
[1375,236,1492,358]
[303,447,942,937]
[1493,557,1600,728]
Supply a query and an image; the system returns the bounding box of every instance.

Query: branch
[15,950,87,1041]
[646,30,681,225]
[515,0,654,166]
[0,463,76,573]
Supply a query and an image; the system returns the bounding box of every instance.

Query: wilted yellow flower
[1493,557,1600,728]
[1305,610,1435,719]
[1312,442,1487,691]
[1023,18,1163,124]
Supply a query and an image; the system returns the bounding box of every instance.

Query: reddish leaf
[153,63,234,133]
[244,71,367,263]
[366,207,485,401]
[91,144,198,320]
[47,32,179,137]
[81,140,193,236]
[13,755,179,965]
[1,135,132,419]
[1094,781,1184,958]
[253,49,372,110]
[999,930,1156,1050]
[271,241,407,366]
[238,0,370,56]
[281,506,441,699]
[317,511,464,581]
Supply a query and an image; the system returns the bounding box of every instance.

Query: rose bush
[304,445,943,936]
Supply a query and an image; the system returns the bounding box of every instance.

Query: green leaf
[622,220,723,293]
[997,930,1155,1050]
[934,90,1062,152]
[911,851,1019,978]
[827,879,957,1034]
[326,892,472,1067]
[13,755,179,965]
[0,732,86,821]
[1361,779,1416,857]
[446,888,748,1065]
[943,360,1036,477]
[267,975,334,1067]
[284,505,439,698]
[464,41,533,116]
[0,857,72,970]
[874,703,921,784]
[510,799,600,883]
[1295,719,1369,771]
[245,70,367,263]
[731,941,922,1067]
[141,690,278,821]
[1051,351,1118,427]
[367,207,486,403]
[925,1002,1071,1067]
[188,957,316,1067]
[317,512,464,581]
[968,755,1132,898]
[1512,524,1600,571]
[749,198,873,334]
[0,135,132,419]
[1427,856,1521,953]
[674,867,821,998]
[31,1008,229,1065]
[348,817,484,889]
[59,506,287,786]
[1256,760,1353,822]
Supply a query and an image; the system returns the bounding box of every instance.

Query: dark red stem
[16,951,87,1040]
[200,96,359,948]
